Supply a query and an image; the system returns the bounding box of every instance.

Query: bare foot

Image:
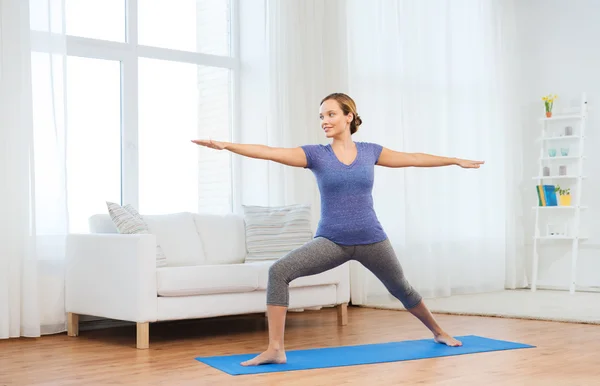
[240,348,287,366]
[434,332,462,347]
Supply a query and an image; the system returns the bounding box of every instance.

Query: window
[30,1,237,232]
[138,59,232,214]
[138,0,231,56]
[65,0,126,42]
[66,57,122,232]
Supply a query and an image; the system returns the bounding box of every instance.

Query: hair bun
[355,114,363,127]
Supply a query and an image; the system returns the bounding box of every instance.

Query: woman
[192,93,484,366]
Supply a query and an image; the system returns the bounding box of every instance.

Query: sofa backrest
[89,212,206,267]
[192,213,246,265]
[88,212,247,266]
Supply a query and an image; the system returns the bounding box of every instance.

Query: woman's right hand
[191,139,228,150]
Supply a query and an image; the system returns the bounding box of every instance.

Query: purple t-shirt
[301,142,387,245]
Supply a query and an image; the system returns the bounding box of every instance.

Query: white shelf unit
[531,93,588,294]
[532,206,588,210]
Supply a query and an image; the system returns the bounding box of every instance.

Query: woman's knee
[392,282,422,309]
[268,259,293,284]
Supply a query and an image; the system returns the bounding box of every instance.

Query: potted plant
[542,94,558,118]
[554,186,572,206]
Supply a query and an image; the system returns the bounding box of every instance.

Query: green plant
[542,94,558,113]
[554,186,571,196]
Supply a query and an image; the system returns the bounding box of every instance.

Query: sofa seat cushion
[251,261,345,290]
[157,264,261,296]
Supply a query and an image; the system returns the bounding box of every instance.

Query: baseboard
[526,284,600,293]
[357,290,600,326]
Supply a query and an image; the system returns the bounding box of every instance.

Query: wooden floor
[1,306,599,385]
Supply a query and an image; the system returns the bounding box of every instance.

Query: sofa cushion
[250,260,345,289]
[193,213,246,265]
[157,264,260,296]
[143,212,207,267]
[243,204,313,262]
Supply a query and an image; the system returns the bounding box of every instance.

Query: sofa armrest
[65,233,158,323]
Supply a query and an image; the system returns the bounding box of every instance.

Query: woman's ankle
[268,342,284,351]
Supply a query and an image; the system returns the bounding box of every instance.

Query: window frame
[30,0,241,216]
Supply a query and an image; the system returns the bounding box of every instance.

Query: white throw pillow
[243,204,313,262]
[106,202,168,267]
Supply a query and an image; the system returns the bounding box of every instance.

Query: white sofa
[65,211,350,349]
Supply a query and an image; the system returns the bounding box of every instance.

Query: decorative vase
[543,166,550,176]
[546,111,552,118]
[548,148,556,157]
[559,165,567,175]
[561,147,569,156]
[565,126,573,136]
[559,194,572,206]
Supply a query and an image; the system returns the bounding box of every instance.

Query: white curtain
[494,0,528,291]
[345,0,526,306]
[245,0,526,304]
[240,0,349,227]
[0,0,68,338]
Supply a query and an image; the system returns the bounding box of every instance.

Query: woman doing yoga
[192,93,484,366]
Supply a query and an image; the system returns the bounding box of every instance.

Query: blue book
[544,185,557,206]
[536,184,557,206]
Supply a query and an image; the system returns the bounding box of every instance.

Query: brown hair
[320,93,362,135]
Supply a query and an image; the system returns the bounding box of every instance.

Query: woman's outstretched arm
[191,139,307,168]
[377,147,484,169]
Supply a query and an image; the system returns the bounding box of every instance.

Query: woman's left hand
[456,159,485,169]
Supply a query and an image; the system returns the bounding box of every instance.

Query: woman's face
[319,99,352,139]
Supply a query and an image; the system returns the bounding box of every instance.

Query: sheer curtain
[240,0,349,226]
[0,0,68,338]
[345,0,526,306]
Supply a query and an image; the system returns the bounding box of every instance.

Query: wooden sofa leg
[67,313,79,337]
[337,303,348,326]
[136,322,150,349]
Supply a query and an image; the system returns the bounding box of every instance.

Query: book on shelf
[536,184,557,206]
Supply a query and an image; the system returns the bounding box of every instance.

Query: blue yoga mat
[195,335,535,375]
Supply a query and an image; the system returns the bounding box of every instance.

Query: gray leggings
[267,237,422,309]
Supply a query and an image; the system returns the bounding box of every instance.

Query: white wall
[516,0,600,289]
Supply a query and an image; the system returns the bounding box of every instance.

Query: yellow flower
[541,93,558,107]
